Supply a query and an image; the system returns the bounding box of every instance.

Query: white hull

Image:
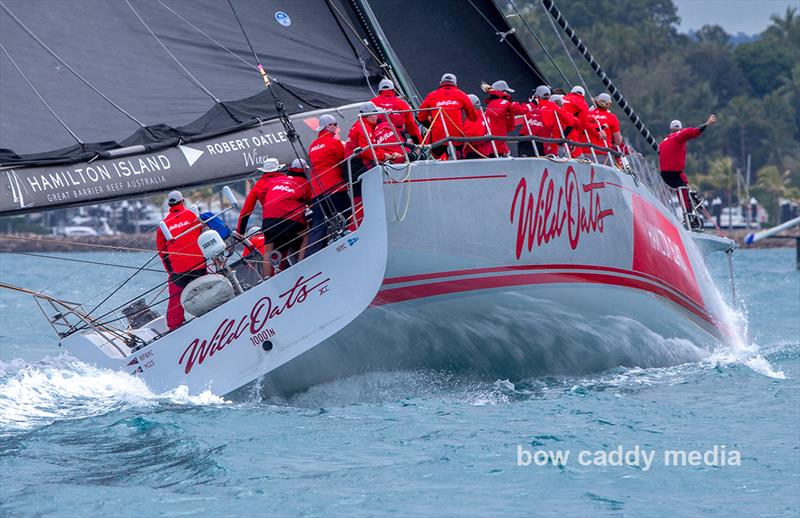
[258,157,734,395]
[62,157,736,397]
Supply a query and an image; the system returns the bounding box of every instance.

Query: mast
[540,0,659,152]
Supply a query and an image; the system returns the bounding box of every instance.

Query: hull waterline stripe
[384,263,703,311]
[373,270,728,340]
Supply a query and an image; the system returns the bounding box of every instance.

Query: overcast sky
[673,0,797,35]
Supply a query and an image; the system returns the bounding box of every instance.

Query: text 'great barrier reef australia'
[510,167,614,260]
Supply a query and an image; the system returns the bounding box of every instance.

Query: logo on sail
[275,11,291,26]
[510,166,614,259]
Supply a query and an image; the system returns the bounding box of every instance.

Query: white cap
[596,93,612,103]
[257,158,284,173]
[534,85,551,98]
[570,85,585,95]
[467,93,481,107]
[166,190,183,206]
[440,73,457,85]
[359,101,380,113]
[551,94,564,103]
[378,78,395,91]
[669,119,683,130]
[491,80,514,93]
[290,158,307,170]
[316,114,337,131]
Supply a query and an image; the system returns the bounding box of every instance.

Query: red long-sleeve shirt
[417,85,477,146]
[308,129,347,195]
[658,127,702,172]
[484,90,529,155]
[236,172,312,234]
[371,90,422,143]
[156,203,205,275]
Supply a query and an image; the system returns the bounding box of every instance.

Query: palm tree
[755,166,792,223]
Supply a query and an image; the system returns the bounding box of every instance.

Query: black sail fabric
[0,0,379,160]
[361,0,548,101]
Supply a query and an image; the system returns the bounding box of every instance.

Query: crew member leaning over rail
[156,190,207,330]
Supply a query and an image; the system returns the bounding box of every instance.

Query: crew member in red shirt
[519,86,575,157]
[307,114,348,255]
[482,80,529,157]
[156,190,207,330]
[371,79,422,144]
[345,102,403,226]
[345,102,403,170]
[589,93,622,156]
[462,94,494,159]
[236,158,312,276]
[658,115,717,189]
[561,85,604,157]
[417,73,477,159]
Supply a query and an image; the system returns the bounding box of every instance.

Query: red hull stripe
[384,174,507,184]
[373,269,725,339]
[384,263,701,311]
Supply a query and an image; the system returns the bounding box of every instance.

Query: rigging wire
[0,42,83,144]
[4,250,163,272]
[506,1,571,87]
[0,0,146,128]
[154,0,257,72]
[124,0,219,103]
[466,0,546,81]
[535,0,593,100]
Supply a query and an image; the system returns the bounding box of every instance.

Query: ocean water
[0,248,798,516]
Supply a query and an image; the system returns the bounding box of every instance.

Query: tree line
[510,0,799,223]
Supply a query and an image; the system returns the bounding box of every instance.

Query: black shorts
[169,268,206,289]
[262,218,305,252]
[660,171,687,189]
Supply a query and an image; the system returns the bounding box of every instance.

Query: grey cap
[534,85,551,98]
[551,94,564,104]
[669,119,683,130]
[359,101,381,113]
[596,93,612,103]
[290,158,307,170]
[166,190,183,206]
[491,80,514,93]
[378,78,395,91]
[316,114,337,131]
[440,73,457,85]
[257,158,284,173]
[570,85,585,95]
[467,93,481,108]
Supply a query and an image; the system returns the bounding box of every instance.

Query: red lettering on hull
[510,166,614,259]
[179,272,330,374]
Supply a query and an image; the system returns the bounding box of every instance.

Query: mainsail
[0,0,548,215]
